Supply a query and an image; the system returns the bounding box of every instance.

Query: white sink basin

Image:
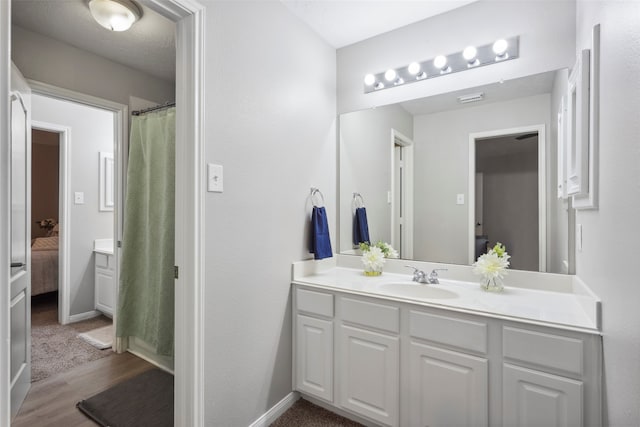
[378,282,458,300]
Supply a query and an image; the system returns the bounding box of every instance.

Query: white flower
[361,246,386,270]
[473,250,510,280]
[386,247,399,259]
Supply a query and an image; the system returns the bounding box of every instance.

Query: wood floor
[12,352,154,427]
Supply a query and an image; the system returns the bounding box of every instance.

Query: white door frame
[30,120,72,325]
[468,125,547,271]
[1,0,205,425]
[390,129,414,259]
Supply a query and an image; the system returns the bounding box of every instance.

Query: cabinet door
[409,341,488,427]
[295,314,333,402]
[503,363,583,427]
[95,269,114,316]
[339,325,399,426]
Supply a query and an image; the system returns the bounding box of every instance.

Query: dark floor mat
[77,368,173,427]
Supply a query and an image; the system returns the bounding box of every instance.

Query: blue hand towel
[310,206,333,260]
[353,207,370,246]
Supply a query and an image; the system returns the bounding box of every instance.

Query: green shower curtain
[116,107,175,358]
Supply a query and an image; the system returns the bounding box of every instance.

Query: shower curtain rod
[131,102,176,116]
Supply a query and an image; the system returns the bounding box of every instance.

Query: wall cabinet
[94,252,115,316]
[292,285,601,426]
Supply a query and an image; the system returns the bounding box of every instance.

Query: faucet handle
[404,265,419,273]
[405,265,426,283]
[428,268,448,284]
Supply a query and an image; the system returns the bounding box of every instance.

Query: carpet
[77,368,174,427]
[78,325,113,350]
[32,292,113,382]
[270,399,363,427]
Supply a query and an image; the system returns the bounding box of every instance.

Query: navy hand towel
[310,206,333,260]
[353,207,370,246]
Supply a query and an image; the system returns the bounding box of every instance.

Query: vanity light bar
[363,36,519,94]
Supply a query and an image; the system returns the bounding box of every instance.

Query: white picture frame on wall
[566,48,590,197]
[99,151,114,211]
[573,23,600,210]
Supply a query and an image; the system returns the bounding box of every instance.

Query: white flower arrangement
[360,241,399,276]
[473,242,510,291]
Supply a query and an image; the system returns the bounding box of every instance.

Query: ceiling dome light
[364,74,376,86]
[384,69,397,82]
[407,62,421,75]
[493,39,509,56]
[89,0,142,32]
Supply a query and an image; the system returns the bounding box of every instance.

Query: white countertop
[292,260,601,335]
[94,238,114,255]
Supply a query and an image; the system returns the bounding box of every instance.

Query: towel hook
[310,187,325,207]
[352,192,365,209]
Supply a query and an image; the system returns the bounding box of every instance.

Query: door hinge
[174,266,179,279]
[117,240,122,248]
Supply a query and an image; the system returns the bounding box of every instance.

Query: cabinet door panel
[503,363,583,427]
[95,269,114,316]
[295,314,333,402]
[409,341,488,427]
[339,325,399,426]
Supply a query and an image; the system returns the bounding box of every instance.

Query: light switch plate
[74,192,84,204]
[207,164,223,192]
[456,194,465,205]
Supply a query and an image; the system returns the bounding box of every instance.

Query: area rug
[78,325,113,350]
[31,293,113,382]
[77,368,174,427]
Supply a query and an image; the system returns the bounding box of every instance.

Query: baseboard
[249,392,300,427]
[68,310,102,323]
[127,337,174,374]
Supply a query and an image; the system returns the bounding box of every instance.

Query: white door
[9,64,31,418]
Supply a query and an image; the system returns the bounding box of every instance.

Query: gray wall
[337,0,575,113]
[412,94,551,265]
[202,2,336,425]
[11,26,174,107]
[575,2,640,425]
[339,104,413,252]
[31,94,114,316]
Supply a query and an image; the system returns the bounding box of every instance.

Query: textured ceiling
[281,0,477,48]
[12,0,176,82]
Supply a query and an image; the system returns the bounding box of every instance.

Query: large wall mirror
[339,69,574,274]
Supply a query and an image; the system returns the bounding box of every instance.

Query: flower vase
[363,266,382,276]
[481,277,504,292]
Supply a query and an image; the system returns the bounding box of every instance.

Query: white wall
[31,94,114,316]
[339,104,413,252]
[575,2,640,425]
[202,2,336,425]
[412,94,551,265]
[337,0,575,113]
[11,26,174,108]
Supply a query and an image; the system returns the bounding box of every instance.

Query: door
[9,64,31,418]
[409,341,488,427]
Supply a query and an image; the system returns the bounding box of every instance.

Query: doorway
[390,129,414,259]
[468,125,546,271]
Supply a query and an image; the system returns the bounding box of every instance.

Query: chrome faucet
[405,266,448,284]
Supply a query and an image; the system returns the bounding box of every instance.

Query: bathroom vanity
[94,239,115,317]
[292,258,602,427]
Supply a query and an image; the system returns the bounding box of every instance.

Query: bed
[31,236,58,296]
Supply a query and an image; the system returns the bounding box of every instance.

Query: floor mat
[77,368,174,427]
[78,325,113,349]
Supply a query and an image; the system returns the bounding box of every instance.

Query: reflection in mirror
[339,69,574,274]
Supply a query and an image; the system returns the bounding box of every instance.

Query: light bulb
[407,62,421,75]
[384,69,397,82]
[463,46,477,61]
[364,74,376,86]
[433,55,447,70]
[493,39,508,56]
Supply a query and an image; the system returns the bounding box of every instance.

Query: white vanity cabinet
[407,310,489,427]
[337,297,400,426]
[292,283,602,427]
[94,252,115,316]
[294,288,334,402]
